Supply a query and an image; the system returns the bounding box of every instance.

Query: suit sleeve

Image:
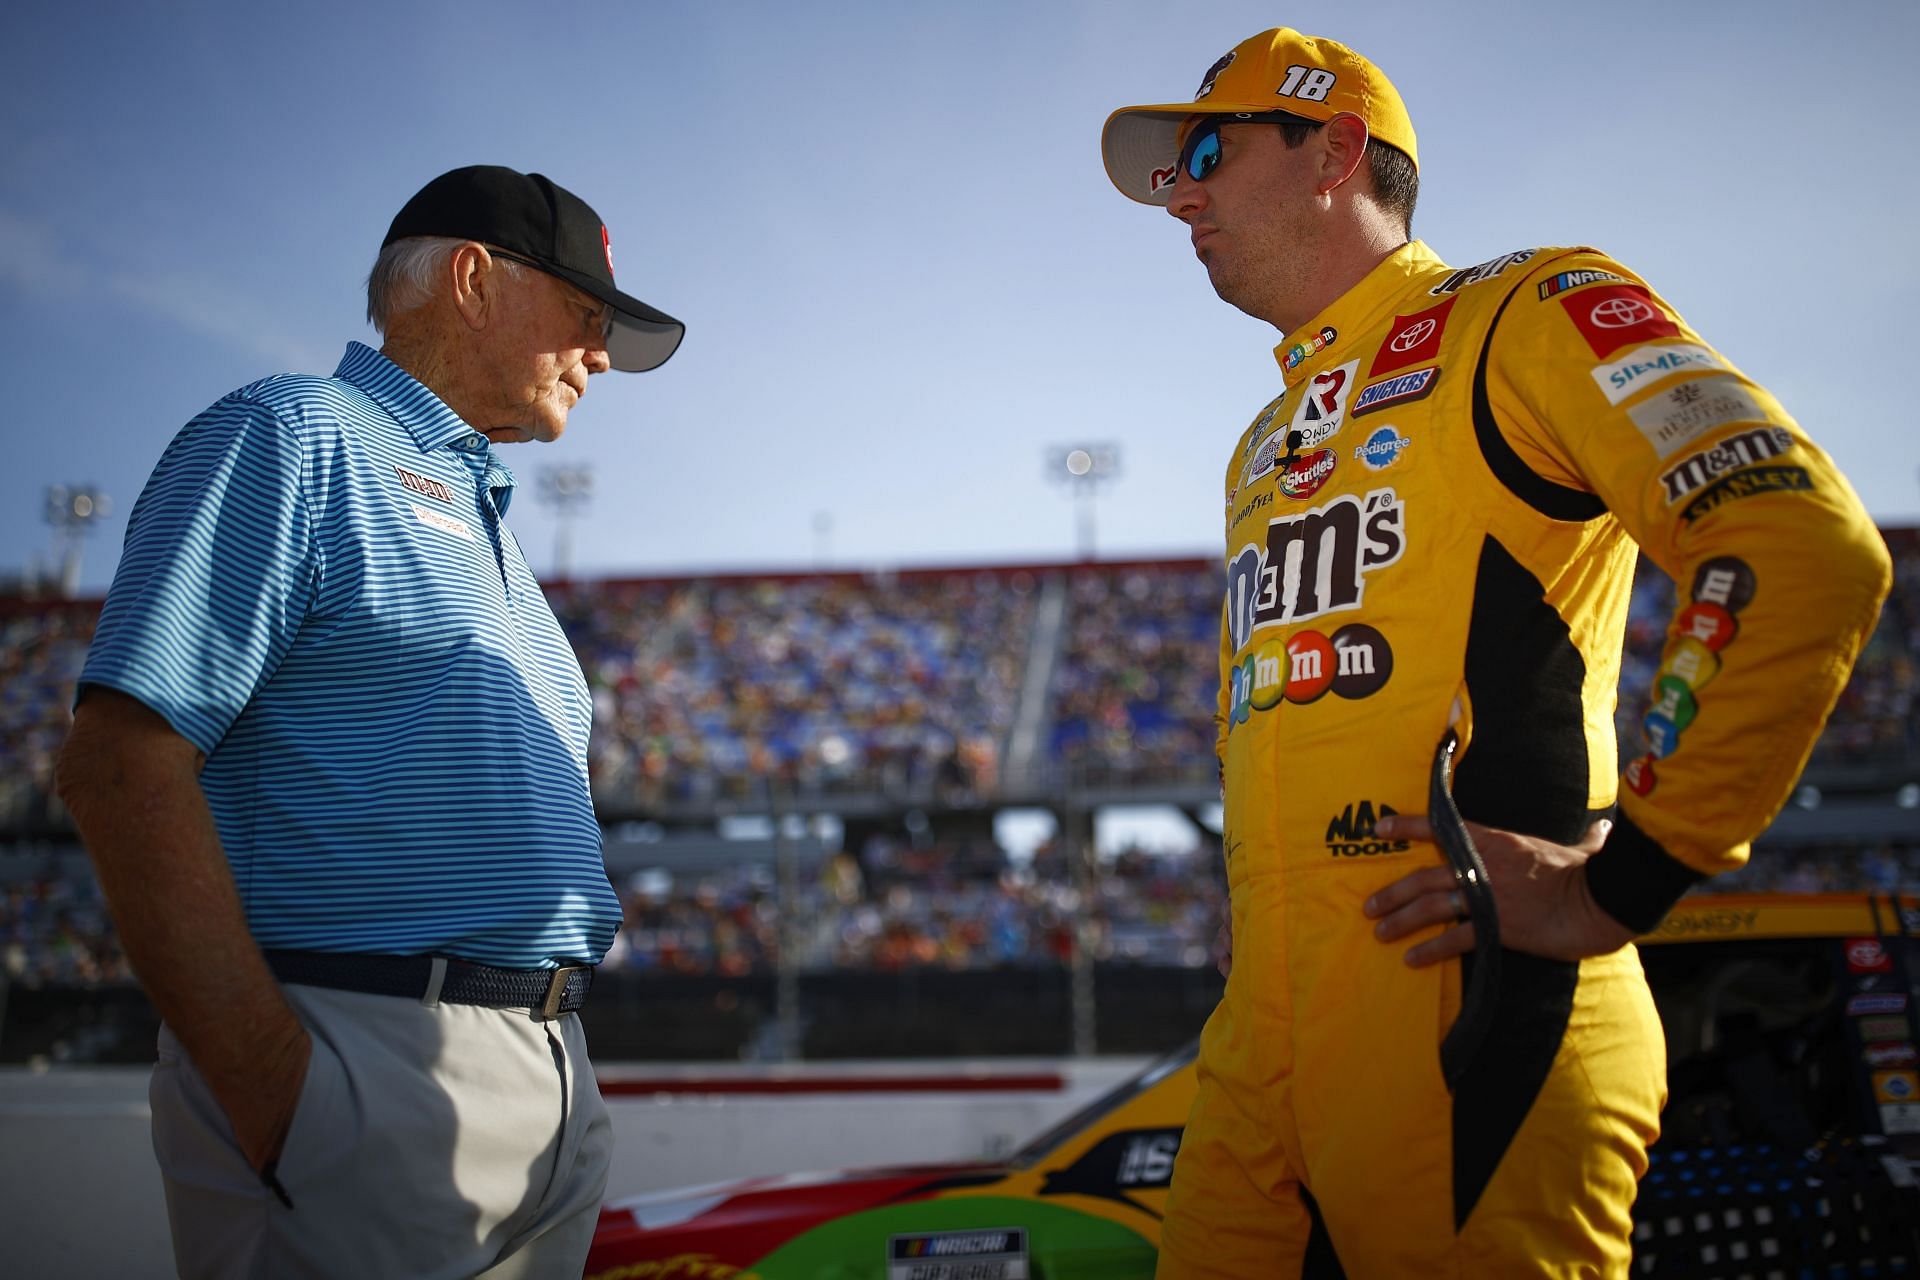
[1486,251,1891,931]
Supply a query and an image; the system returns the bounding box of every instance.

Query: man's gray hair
[365,236,525,334]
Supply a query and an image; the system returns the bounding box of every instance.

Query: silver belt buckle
[537,965,584,1021]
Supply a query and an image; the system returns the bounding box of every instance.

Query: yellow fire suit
[1157,241,1890,1277]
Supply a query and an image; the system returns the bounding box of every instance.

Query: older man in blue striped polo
[56,166,684,1279]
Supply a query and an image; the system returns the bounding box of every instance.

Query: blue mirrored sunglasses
[1175,111,1321,183]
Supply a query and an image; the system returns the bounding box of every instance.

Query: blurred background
[3,0,1918,1065]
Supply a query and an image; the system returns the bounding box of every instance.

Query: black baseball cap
[383,165,685,373]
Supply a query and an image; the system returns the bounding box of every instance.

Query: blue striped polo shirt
[80,343,620,967]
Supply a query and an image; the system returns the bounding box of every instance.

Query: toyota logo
[1390,319,1436,352]
[1591,297,1654,328]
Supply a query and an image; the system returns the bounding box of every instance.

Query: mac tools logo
[1225,488,1405,651]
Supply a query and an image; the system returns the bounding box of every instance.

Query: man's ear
[1317,113,1372,196]
[448,242,496,333]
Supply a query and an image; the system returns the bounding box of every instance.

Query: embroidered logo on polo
[410,504,474,542]
[1561,284,1680,358]
[1287,359,1361,448]
[1368,298,1455,378]
[1353,366,1438,416]
[1429,249,1536,296]
[1632,556,1755,786]
[394,465,456,504]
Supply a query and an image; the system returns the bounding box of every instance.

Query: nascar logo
[1537,268,1624,299]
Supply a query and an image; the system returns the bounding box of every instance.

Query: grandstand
[4,537,1919,1059]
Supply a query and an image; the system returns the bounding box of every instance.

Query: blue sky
[3,0,1917,594]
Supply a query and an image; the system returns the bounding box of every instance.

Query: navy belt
[264,950,593,1020]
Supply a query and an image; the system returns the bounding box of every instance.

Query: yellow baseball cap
[1102,27,1419,206]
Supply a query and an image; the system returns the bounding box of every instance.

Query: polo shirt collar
[333,342,480,455]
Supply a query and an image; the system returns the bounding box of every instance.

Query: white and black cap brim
[1101,105,1212,207]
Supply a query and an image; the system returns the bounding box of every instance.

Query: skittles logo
[1279,449,1336,499]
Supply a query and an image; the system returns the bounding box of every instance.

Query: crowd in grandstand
[2,868,129,988]
[4,543,1919,817]
[2,537,1919,990]
[601,842,1228,978]
[1049,564,1221,784]
[557,572,1032,808]
[10,838,1918,990]
[0,604,94,831]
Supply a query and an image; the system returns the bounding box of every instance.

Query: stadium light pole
[44,485,111,599]
[812,511,833,569]
[1062,802,1098,1056]
[1047,446,1119,563]
[536,465,594,583]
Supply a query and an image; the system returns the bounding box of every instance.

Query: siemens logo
[1591,343,1727,406]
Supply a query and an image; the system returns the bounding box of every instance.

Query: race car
[585,893,1920,1279]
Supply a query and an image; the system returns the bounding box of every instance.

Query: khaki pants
[152,981,612,1279]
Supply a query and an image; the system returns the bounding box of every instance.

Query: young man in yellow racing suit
[1102,27,1891,1278]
